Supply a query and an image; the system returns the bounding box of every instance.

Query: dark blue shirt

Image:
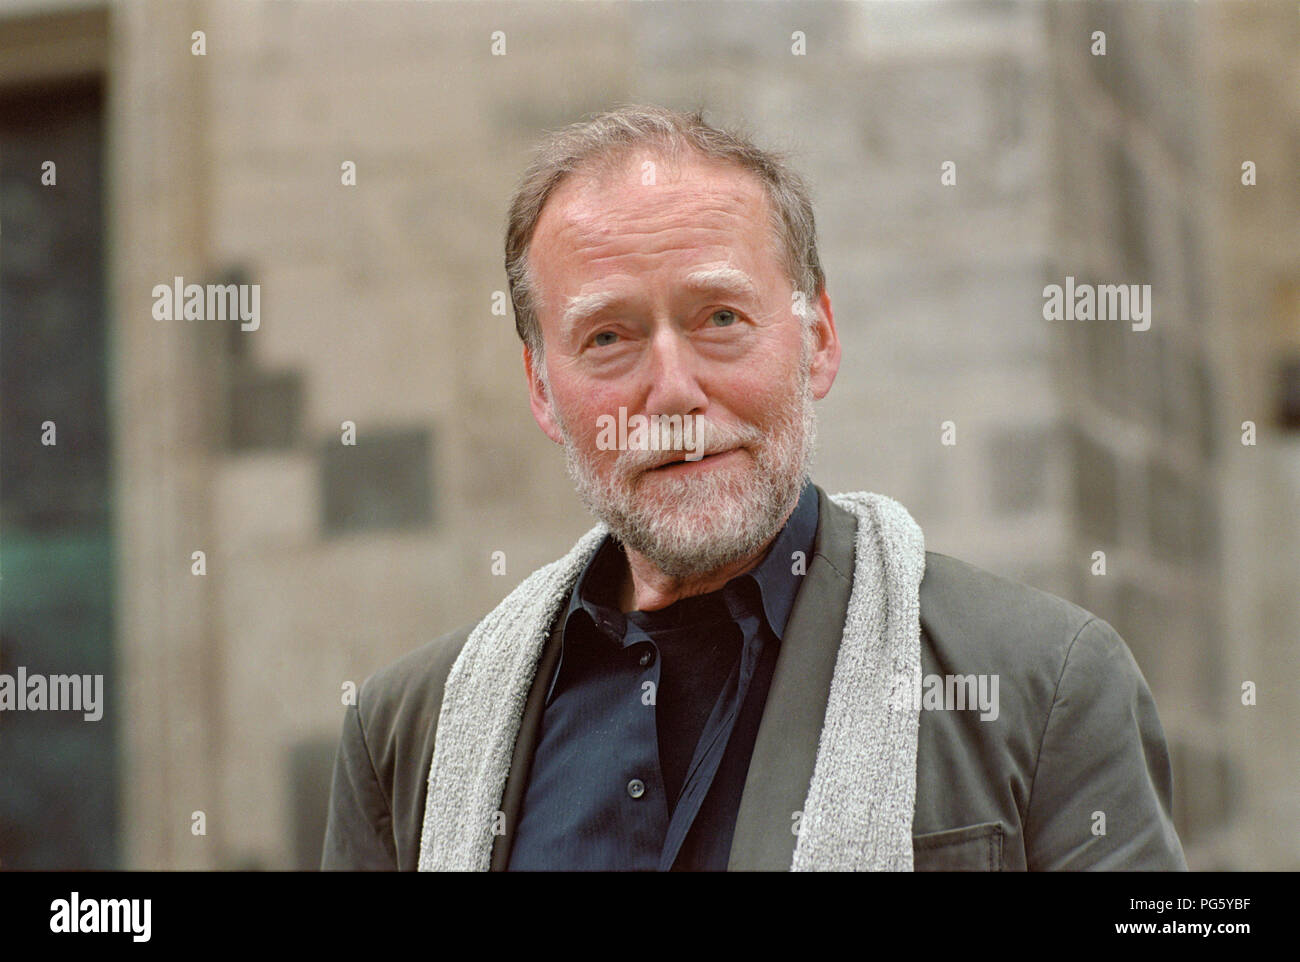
[507,482,819,871]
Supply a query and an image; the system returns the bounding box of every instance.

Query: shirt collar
[746,479,819,638]
[562,480,819,644]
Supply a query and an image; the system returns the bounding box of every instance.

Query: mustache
[613,416,765,475]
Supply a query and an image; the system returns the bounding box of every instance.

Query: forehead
[530,151,778,281]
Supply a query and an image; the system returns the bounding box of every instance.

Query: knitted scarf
[418,491,925,871]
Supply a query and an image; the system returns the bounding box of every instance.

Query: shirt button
[627,778,646,799]
[638,648,654,668]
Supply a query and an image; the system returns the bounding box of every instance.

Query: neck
[614,497,801,613]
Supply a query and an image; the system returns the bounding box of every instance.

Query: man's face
[524,150,840,579]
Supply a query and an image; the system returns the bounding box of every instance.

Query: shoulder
[919,550,1102,679]
[325,624,478,871]
[915,550,1148,760]
[356,624,476,752]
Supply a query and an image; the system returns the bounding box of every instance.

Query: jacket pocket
[913,821,1004,871]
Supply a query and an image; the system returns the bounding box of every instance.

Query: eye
[708,309,738,327]
[592,330,619,347]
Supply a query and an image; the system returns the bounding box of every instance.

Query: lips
[647,449,734,471]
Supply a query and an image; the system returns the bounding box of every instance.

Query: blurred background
[0,0,1296,870]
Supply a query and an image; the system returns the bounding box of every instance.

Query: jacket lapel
[726,487,859,870]
[489,615,565,871]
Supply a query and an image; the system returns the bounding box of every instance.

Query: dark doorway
[0,79,116,869]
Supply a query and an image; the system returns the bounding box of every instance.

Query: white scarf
[418,491,925,871]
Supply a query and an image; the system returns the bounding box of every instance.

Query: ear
[807,288,841,400]
[524,345,565,445]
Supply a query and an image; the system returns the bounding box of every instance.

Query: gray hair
[504,103,826,358]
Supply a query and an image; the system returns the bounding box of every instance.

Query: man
[321,104,1187,871]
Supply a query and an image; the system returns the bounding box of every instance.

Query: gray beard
[556,372,818,581]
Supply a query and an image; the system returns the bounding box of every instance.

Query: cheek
[553,384,624,445]
[720,357,802,426]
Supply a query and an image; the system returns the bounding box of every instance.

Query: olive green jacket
[322,486,1187,871]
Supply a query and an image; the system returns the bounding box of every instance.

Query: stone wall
[1046,0,1300,868]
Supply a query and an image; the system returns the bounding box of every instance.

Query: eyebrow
[560,266,760,332]
[682,265,759,301]
[561,290,621,331]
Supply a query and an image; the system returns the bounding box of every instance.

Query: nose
[642,327,708,417]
